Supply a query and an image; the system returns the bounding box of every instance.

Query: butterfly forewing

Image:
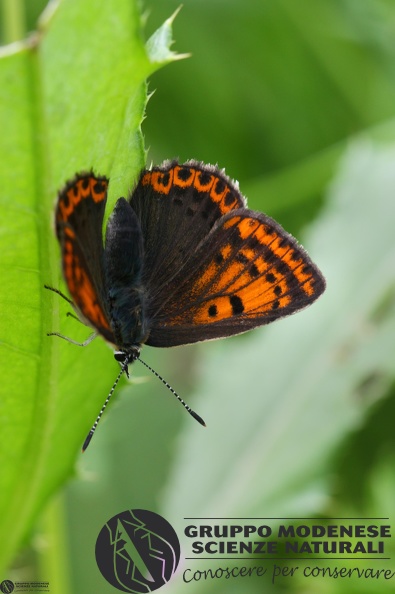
[56,173,115,342]
[130,160,245,303]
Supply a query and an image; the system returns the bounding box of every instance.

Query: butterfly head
[114,347,140,370]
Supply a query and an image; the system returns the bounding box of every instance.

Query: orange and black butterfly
[49,160,325,449]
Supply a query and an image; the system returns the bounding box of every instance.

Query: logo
[0,582,48,593]
[95,509,180,592]
[48,160,326,449]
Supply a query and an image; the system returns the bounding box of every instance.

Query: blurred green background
[2,0,395,592]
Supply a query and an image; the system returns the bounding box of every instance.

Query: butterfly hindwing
[144,209,326,347]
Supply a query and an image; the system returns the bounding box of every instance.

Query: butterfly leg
[66,311,83,323]
[44,284,74,306]
[47,331,97,347]
[45,284,93,342]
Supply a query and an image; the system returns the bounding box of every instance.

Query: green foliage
[1,1,395,593]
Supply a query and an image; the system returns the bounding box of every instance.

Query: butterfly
[49,160,326,449]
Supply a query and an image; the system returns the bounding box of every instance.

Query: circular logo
[95,509,180,592]
[0,581,14,594]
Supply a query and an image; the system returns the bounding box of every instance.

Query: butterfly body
[104,197,148,351]
[52,160,326,449]
[55,160,325,358]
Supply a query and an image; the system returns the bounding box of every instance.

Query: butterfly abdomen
[107,284,148,349]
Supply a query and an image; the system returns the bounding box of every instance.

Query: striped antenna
[137,357,206,427]
[82,356,130,452]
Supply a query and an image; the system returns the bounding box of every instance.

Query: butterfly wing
[130,160,246,301]
[55,173,115,343]
[145,210,325,346]
[129,161,325,347]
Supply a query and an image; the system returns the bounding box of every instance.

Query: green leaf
[0,0,182,573]
[146,6,189,65]
[161,139,395,592]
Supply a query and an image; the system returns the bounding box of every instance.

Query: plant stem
[38,494,72,594]
[1,0,25,43]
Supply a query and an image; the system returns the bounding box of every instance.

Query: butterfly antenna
[137,357,206,427]
[82,358,129,452]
